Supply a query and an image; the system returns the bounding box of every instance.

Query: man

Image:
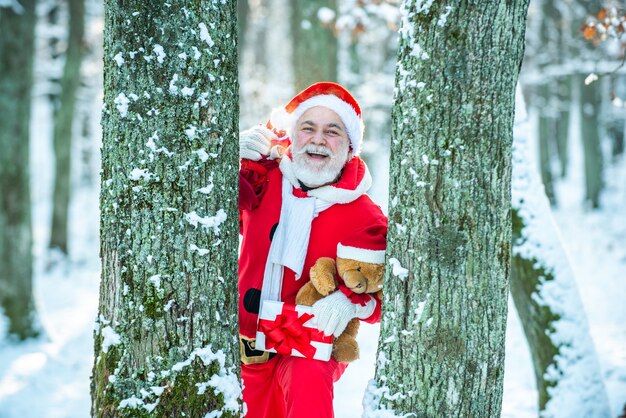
[238,82,388,418]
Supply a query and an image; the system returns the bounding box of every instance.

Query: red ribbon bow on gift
[258,305,321,359]
[337,284,372,307]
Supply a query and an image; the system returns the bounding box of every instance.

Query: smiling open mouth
[306,150,330,159]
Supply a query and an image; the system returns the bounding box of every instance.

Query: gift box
[255,300,333,361]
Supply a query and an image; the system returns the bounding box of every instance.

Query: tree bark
[291,0,338,91]
[555,76,570,178]
[579,75,603,208]
[0,0,38,340]
[49,0,85,254]
[510,104,610,416]
[608,75,625,159]
[237,0,248,61]
[537,83,557,205]
[91,2,241,416]
[366,2,529,417]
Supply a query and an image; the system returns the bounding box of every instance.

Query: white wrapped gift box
[255,300,333,362]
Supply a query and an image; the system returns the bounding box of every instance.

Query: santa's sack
[255,300,333,361]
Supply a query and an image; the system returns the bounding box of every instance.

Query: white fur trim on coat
[279,157,371,204]
[337,243,386,264]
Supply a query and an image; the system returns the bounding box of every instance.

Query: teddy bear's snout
[342,270,368,294]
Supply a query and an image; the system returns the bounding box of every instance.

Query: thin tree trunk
[49,0,85,253]
[534,0,563,205]
[537,83,557,205]
[510,102,610,416]
[0,0,38,340]
[579,75,603,208]
[291,0,338,91]
[237,0,248,61]
[91,2,241,416]
[555,76,570,178]
[366,2,529,417]
[608,75,625,159]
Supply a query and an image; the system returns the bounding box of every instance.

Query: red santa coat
[238,155,387,340]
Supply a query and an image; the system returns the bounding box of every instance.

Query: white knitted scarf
[259,176,333,305]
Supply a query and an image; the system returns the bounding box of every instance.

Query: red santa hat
[337,225,386,264]
[270,82,365,155]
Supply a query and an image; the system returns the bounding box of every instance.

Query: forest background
[0,0,625,417]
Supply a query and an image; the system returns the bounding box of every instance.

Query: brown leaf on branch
[583,26,597,40]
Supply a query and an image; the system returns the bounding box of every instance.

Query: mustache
[294,144,333,158]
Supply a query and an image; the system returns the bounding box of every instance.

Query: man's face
[290,106,351,188]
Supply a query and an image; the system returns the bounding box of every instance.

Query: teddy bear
[296,253,384,363]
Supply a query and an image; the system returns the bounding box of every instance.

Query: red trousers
[242,355,348,418]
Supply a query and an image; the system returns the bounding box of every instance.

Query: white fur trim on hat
[292,95,364,155]
[270,96,364,156]
[337,243,386,264]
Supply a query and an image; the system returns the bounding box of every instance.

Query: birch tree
[91,1,240,416]
[365,1,529,416]
[0,0,39,340]
[510,90,610,417]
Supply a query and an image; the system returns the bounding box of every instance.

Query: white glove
[239,126,276,161]
[312,290,376,337]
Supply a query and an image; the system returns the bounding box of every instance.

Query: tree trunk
[291,0,338,91]
[510,102,610,416]
[537,83,557,205]
[49,0,85,254]
[91,2,241,416]
[534,0,565,205]
[366,2,529,417]
[579,75,603,208]
[608,75,625,159]
[555,76,571,178]
[0,0,38,340]
[237,0,248,61]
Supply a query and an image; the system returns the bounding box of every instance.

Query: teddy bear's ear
[310,257,338,296]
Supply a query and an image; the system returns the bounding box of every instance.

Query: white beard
[291,142,350,188]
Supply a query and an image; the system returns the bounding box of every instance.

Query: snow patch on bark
[101,325,121,353]
[113,52,125,67]
[114,93,130,117]
[129,168,153,181]
[190,244,209,256]
[172,345,241,414]
[184,209,227,234]
[437,6,452,27]
[118,345,241,415]
[198,23,214,47]
[362,379,415,418]
[153,44,166,63]
[388,258,408,280]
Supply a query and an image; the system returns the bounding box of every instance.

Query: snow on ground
[551,153,626,417]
